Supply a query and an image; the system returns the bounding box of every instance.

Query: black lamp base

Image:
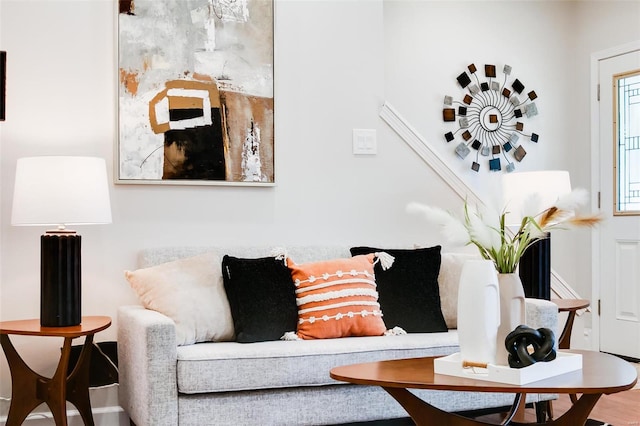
[41,232,81,327]
[518,233,551,300]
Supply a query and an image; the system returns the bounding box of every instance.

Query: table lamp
[11,156,112,327]
[501,171,572,300]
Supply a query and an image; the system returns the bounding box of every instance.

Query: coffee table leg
[383,386,602,426]
[547,393,601,426]
[383,386,493,426]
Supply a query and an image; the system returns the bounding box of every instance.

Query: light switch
[352,129,377,155]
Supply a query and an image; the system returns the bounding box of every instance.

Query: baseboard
[0,405,129,425]
[0,385,128,425]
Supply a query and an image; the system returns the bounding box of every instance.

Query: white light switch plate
[352,129,377,155]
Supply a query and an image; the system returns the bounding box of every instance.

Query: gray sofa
[117,246,558,426]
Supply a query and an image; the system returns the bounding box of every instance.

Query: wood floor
[537,389,640,425]
[476,389,640,424]
[452,388,640,425]
[343,384,640,425]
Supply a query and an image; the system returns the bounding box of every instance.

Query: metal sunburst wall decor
[442,63,539,173]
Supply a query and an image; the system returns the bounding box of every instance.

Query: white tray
[433,351,582,385]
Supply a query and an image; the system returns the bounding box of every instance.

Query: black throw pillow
[349,246,448,333]
[222,255,298,343]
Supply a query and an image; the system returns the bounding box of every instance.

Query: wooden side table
[551,299,590,408]
[0,316,111,426]
[551,299,590,349]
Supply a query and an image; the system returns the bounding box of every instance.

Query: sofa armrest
[118,305,178,426]
[525,298,559,346]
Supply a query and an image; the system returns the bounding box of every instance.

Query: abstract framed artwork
[117,0,274,185]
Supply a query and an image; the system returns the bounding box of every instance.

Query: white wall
[384,0,640,342]
[0,0,639,422]
[0,0,451,420]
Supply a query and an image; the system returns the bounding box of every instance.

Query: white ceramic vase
[495,273,526,366]
[457,259,500,366]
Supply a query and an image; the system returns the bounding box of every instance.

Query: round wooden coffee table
[330,350,637,426]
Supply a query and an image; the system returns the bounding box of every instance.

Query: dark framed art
[1,51,6,121]
[117,0,274,186]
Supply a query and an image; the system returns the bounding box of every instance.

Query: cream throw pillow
[125,252,234,345]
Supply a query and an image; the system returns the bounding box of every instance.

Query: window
[615,70,640,215]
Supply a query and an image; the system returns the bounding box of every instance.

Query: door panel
[599,50,640,359]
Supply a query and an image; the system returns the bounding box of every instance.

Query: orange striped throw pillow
[286,254,387,339]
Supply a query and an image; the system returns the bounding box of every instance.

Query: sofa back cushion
[134,246,476,334]
[138,246,350,268]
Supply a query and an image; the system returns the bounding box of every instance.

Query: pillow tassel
[271,247,289,265]
[280,331,301,341]
[384,326,407,336]
[374,251,395,270]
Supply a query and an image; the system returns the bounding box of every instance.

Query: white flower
[406,202,452,226]
[466,204,499,252]
[521,192,544,219]
[407,190,600,273]
[407,202,469,246]
[555,188,588,213]
[440,217,471,246]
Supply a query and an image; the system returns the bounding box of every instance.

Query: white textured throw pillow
[125,252,235,345]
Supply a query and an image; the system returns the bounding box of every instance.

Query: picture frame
[1,51,6,121]
[116,0,274,186]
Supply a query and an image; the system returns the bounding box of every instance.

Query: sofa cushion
[124,252,234,346]
[222,255,298,343]
[350,245,448,333]
[175,331,459,393]
[286,254,387,339]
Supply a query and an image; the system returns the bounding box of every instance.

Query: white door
[599,49,640,359]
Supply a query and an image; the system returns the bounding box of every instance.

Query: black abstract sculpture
[505,325,556,369]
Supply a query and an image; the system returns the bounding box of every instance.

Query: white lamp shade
[501,170,572,226]
[11,156,112,227]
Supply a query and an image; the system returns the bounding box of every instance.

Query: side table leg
[43,337,73,426]
[0,335,45,426]
[558,311,577,350]
[67,334,96,426]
